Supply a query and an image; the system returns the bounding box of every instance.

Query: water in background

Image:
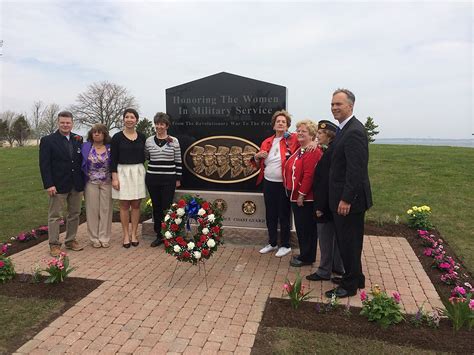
[374,138,473,148]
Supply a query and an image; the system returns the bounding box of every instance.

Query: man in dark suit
[325,89,373,298]
[39,111,85,257]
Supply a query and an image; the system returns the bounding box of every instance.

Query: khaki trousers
[48,189,83,246]
[84,182,113,244]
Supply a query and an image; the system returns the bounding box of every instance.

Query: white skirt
[112,164,146,200]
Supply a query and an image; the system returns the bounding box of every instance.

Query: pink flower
[423,248,433,256]
[0,260,5,268]
[469,300,474,310]
[283,283,290,291]
[438,262,451,270]
[392,291,401,303]
[18,233,26,241]
[360,290,367,301]
[417,230,429,235]
[452,286,466,296]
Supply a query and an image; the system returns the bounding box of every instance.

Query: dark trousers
[291,201,317,263]
[263,179,291,248]
[333,212,366,292]
[146,183,176,235]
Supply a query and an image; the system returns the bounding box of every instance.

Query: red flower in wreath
[211,226,220,234]
[182,251,191,259]
[202,249,210,257]
[170,224,179,232]
[178,199,186,208]
[202,202,210,210]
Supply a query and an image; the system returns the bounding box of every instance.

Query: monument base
[141,189,297,246]
[142,220,297,247]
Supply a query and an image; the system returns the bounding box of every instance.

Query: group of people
[39,88,371,299]
[39,109,182,257]
[256,88,372,298]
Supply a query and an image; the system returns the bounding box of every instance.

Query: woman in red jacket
[283,120,322,267]
[254,110,299,258]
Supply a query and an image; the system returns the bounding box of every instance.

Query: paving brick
[119,338,141,353]
[87,335,112,351]
[16,339,41,353]
[68,339,92,353]
[60,331,84,346]
[238,334,255,348]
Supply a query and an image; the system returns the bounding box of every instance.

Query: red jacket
[283,147,322,202]
[255,133,299,186]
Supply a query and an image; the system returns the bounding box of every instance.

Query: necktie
[336,127,341,137]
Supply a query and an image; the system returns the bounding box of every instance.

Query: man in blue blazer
[325,89,373,298]
[39,111,85,256]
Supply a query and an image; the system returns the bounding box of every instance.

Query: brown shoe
[101,242,110,248]
[92,242,102,248]
[50,245,61,257]
[65,240,84,251]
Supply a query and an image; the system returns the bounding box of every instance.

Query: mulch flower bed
[0,274,103,354]
[253,297,474,354]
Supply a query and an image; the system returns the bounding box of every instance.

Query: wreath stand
[168,258,209,291]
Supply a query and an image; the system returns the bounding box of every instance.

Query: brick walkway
[12,223,443,354]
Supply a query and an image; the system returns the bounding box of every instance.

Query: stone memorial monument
[143,72,292,244]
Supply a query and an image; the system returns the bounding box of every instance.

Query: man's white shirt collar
[339,115,354,130]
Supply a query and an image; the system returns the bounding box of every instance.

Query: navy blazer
[313,142,334,223]
[328,117,372,214]
[39,130,85,194]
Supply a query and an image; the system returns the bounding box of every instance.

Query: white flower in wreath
[202,227,209,235]
[208,214,215,223]
[187,242,195,250]
[164,214,170,222]
[164,231,172,239]
[177,208,185,217]
[198,208,206,216]
[175,217,182,225]
[173,245,181,253]
[194,251,201,260]
[207,239,216,248]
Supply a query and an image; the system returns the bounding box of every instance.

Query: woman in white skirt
[111,108,146,248]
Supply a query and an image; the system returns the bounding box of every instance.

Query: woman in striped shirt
[145,112,182,247]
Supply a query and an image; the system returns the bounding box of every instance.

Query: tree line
[0,81,139,147]
[0,81,379,147]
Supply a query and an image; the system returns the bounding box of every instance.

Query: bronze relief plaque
[184,136,260,184]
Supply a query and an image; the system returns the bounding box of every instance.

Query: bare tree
[0,111,18,147]
[70,81,138,131]
[38,103,60,136]
[30,101,44,145]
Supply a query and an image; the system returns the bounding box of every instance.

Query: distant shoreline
[374,138,473,148]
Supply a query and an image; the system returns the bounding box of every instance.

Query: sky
[0,0,472,139]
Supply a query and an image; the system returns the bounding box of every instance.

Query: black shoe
[306,273,330,281]
[325,287,356,299]
[331,276,342,284]
[150,238,163,247]
[290,258,312,267]
[131,241,139,247]
[123,243,131,248]
[333,270,344,276]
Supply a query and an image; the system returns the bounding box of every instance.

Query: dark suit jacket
[39,130,84,194]
[313,142,334,223]
[328,117,372,214]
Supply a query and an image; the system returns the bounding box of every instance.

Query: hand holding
[47,186,57,197]
[112,179,120,191]
[337,200,351,216]
[315,210,323,218]
[297,194,304,207]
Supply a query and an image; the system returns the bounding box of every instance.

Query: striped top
[145,135,182,185]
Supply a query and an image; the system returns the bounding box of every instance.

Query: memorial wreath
[161,195,223,264]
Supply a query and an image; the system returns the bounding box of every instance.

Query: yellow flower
[146,199,152,207]
[407,209,413,214]
[372,284,381,296]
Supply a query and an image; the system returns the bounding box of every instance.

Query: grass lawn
[0,295,64,353]
[367,144,474,271]
[1,144,473,270]
[263,327,440,354]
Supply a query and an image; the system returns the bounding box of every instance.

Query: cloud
[1,1,472,138]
